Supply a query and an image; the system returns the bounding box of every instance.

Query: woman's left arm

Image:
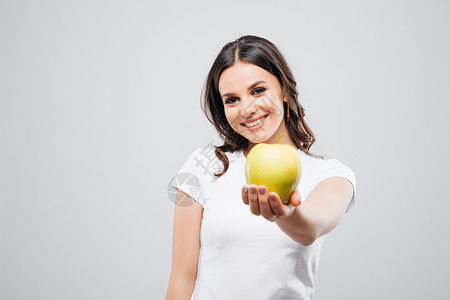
[275,177,354,246]
[242,176,354,246]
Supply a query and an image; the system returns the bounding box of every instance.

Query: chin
[238,118,282,144]
[240,129,276,144]
[243,133,272,144]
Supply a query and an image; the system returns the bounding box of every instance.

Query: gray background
[1,0,449,299]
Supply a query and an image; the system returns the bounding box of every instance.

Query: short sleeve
[169,147,217,207]
[310,158,356,214]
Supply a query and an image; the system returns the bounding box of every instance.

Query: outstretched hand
[241,184,301,222]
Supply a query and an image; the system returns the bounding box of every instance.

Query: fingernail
[259,188,265,195]
[251,187,256,194]
[243,187,248,193]
[270,195,275,202]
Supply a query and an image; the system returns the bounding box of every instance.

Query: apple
[245,134,302,204]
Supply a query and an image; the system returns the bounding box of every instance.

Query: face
[218,61,287,146]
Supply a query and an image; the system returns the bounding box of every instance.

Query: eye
[225,97,238,104]
[252,87,266,95]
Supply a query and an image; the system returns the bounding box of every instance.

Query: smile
[242,115,268,128]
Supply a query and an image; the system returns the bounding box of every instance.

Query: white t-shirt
[170,144,356,300]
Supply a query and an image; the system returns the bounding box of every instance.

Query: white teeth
[244,116,266,127]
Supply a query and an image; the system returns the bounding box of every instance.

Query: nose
[239,97,256,119]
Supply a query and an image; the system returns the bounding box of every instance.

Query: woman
[166,35,356,300]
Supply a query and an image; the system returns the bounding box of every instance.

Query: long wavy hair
[201,35,321,178]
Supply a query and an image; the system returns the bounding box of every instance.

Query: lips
[241,115,268,127]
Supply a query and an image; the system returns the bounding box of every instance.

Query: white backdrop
[1,0,449,299]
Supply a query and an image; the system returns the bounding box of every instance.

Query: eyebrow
[221,80,267,99]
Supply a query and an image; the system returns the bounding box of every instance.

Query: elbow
[296,232,319,246]
[299,237,317,246]
[299,240,314,246]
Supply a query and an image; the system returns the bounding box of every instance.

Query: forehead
[218,61,278,93]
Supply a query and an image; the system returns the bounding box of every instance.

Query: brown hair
[201,35,321,177]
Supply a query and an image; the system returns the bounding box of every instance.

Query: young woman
[165,35,356,300]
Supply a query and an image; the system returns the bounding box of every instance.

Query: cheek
[261,94,284,115]
[224,109,240,130]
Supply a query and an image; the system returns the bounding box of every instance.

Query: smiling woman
[202,35,320,175]
[166,35,356,300]
[219,61,288,146]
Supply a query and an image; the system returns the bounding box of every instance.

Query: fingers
[242,185,298,222]
[289,189,302,207]
[242,184,277,221]
[268,192,285,218]
[242,185,250,205]
[248,184,261,215]
[242,184,261,214]
[258,185,276,222]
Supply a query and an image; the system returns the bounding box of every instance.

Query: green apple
[245,135,302,204]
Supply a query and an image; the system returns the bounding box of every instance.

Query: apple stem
[276,133,285,144]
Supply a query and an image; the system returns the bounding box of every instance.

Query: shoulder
[298,150,355,184]
[179,143,242,181]
[298,149,356,213]
[180,144,218,181]
[170,144,219,208]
